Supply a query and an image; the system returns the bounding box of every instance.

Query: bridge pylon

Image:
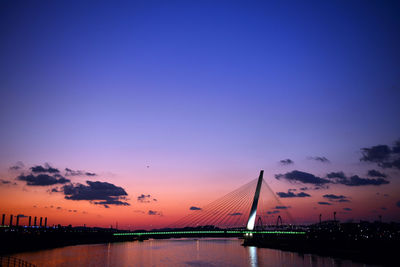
[246,170,264,230]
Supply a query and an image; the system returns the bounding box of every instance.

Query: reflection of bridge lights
[248,246,258,267]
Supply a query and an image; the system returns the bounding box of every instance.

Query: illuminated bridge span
[116,171,302,238]
[114,230,305,237]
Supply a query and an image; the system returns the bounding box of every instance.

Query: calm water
[11,238,376,267]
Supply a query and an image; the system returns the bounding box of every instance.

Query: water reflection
[248,246,258,267]
[11,238,374,267]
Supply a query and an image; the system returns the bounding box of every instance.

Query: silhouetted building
[34,216,37,227]
[29,216,31,227]
[39,217,42,227]
[44,217,47,227]
[1,214,4,226]
[9,215,13,226]
[16,215,19,227]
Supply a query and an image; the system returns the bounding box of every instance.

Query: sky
[0,0,399,230]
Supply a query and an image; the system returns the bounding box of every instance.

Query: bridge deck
[113,230,306,237]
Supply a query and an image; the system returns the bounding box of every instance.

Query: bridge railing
[0,255,37,267]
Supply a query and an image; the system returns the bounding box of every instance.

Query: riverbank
[243,237,397,266]
[0,229,137,255]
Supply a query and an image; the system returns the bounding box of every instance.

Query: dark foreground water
[11,238,377,267]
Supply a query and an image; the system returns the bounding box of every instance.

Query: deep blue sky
[1,0,399,173]
[0,1,400,226]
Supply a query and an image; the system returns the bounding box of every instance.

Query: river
[11,238,376,267]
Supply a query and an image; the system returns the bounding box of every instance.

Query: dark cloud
[9,161,24,171]
[323,194,350,202]
[189,206,202,211]
[343,208,352,211]
[299,186,327,191]
[327,172,346,180]
[342,175,389,186]
[308,156,330,163]
[63,181,129,207]
[267,210,280,214]
[275,170,330,185]
[65,168,97,177]
[288,188,296,192]
[323,194,346,200]
[318,202,332,205]
[18,174,70,186]
[361,145,391,163]
[393,140,400,154]
[367,169,387,178]
[0,179,12,185]
[276,191,311,198]
[360,141,400,170]
[137,194,157,203]
[382,159,400,169]
[381,207,387,210]
[326,172,389,186]
[228,212,242,216]
[148,210,162,216]
[31,164,59,174]
[280,159,294,165]
[397,201,400,208]
[17,214,28,218]
[297,192,311,197]
[275,206,290,209]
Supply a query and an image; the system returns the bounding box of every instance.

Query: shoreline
[243,237,397,266]
[0,231,137,256]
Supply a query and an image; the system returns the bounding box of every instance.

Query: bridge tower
[246,170,264,230]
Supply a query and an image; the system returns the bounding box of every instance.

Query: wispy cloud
[148,210,162,216]
[137,194,157,203]
[279,159,294,165]
[308,156,330,163]
[318,202,332,205]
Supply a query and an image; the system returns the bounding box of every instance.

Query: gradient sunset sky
[1,0,399,230]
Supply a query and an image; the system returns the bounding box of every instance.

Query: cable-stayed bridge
[115,171,305,238]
